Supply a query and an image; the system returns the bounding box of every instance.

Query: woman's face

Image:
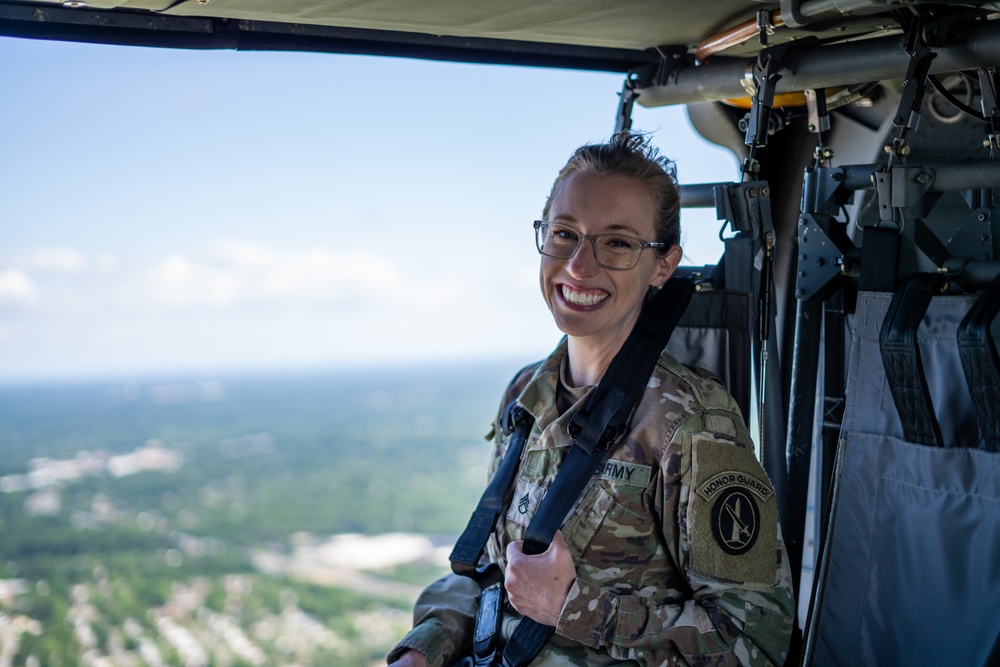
[539,170,679,348]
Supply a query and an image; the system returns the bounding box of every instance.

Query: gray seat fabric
[667,289,751,421]
[804,289,1000,666]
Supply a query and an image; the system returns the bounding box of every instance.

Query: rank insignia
[518,493,530,514]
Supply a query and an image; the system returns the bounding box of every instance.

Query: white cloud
[145,242,405,307]
[24,247,87,273]
[0,270,38,303]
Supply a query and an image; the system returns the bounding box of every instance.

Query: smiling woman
[0,36,733,382]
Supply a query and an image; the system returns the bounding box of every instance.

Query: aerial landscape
[0,363,517,666]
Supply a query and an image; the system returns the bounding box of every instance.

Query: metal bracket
[805,89,831,136]
[887,15,937,162]
[801,166,847,217]
[757,9,774,46]
[647,45,693,87]
[795,214,848,300]
[741,39,816,176]
[744,51,781,149]
[715,180,774,241]
[874,171,901,230]
[979,67,1000,155]
[615,78,638,135]
[947,208,994,261]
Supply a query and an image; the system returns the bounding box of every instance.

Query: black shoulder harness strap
[957,274,1000,453]
[449,276,694,667]
[878,273,945,447]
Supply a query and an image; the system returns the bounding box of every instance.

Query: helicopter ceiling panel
[6,1,994,75]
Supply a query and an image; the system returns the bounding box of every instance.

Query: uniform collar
[516,338,596,442]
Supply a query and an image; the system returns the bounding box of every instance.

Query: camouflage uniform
[390,339,794,667]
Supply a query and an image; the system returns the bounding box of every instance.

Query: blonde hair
[542,133,681,249]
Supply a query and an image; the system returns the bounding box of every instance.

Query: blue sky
[0,36,738,381]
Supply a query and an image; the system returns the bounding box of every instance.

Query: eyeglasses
[533,220,666,271]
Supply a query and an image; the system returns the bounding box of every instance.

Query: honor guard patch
[711,487,760,555]
[687,436,779,587]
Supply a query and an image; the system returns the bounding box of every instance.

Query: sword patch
[710,487,760,555]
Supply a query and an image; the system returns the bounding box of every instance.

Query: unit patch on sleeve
[710,487,760,555]
[687,437,779,587]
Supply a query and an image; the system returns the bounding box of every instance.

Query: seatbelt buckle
[470,581,504,667]
[502,402,529,436]
[567,409,587,439]
[567,410,626,452]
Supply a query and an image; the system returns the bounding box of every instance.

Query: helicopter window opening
[0,33,743,667]
[1,37,735,379]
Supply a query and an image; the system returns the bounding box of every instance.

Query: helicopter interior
[3,1,1000,664]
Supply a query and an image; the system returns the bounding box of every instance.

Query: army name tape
[696,471,774,503]
[593,460,652,487]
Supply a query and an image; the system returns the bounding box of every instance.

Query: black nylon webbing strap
[450,402,533,579]
[958,274,1000,453]
[878,273,945,447]
[859,226,901,293]
[501,276,695,667]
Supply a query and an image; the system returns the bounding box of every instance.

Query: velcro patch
[593,459,652,488]
[505,480,546,528]
[687,439,779,588]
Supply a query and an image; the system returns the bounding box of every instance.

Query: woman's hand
[504,530,576,627]
[388,649,427,667]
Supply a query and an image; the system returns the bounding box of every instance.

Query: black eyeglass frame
[532,220,668,271]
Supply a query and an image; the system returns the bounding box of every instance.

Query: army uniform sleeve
[387,572,480,667]
[554,409,795,666]
[389,371,531,667]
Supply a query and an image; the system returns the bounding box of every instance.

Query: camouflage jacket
[390,340,795,667]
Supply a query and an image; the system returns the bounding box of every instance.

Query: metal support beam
[635,20,1000,107]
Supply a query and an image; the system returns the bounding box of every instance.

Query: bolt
[817,258,825,266]
[808,124,816,132]
[799,271,806,278]
[979,213,987,221]
[982,233,991,242]
[915,173,930,184]
[761,186,771,196]
[885,145,893,154]
[832,172,844,181]
[796,289,806,298]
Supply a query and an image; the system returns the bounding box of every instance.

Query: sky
[0,35,739,382]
